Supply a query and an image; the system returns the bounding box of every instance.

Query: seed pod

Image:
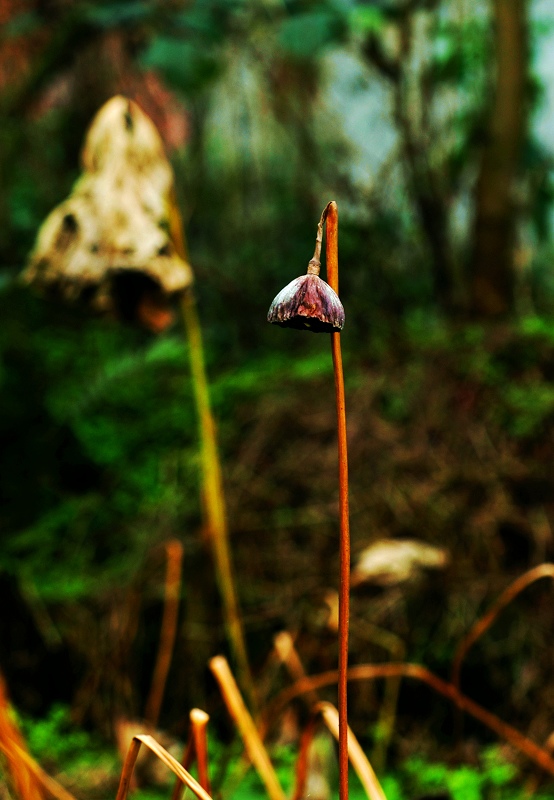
[267,260,345,333]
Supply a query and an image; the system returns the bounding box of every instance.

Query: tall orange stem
[325,201,350,800]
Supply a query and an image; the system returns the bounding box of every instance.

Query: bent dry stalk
[267,201,350,800]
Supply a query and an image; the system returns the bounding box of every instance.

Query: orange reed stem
[264,663,554,777]
[144,540,184,727]
[452,563,554,691]
[324,200,350,800]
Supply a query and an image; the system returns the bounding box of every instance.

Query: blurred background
[2,0,554,796]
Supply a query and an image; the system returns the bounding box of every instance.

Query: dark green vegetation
[16,705,553,800]
[2,0,554,797]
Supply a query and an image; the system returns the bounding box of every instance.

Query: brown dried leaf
[351,539,448,587]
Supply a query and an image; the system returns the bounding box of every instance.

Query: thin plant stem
[318,702,387,800]
[264,663,554,777]
[180,291,254,705]
[190,708,211,794]
[171,729,194,800]
[452,563,554,690]
[115,734,213,800]
[291,714,319,800]
[169,198,254,708]
[171,709,211,800]
[324,200,351,800]
[356,622,405,770]
[0,676,76,800]
[210,656,287,800]
[273,631,320,709]
[144,540,184,727]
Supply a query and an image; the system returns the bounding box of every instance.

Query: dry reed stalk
[325,201,351,800]
[116,734,213,800]
[273,631,320,709]
[291,714,319,800]
[267,201,350,797]
[357,622,405,771]
[327,597,405,770]
[452,563,554,691]
[170,708,211,800]
[0,676,76,800]
[170,200,255,709]
[318,702,387,800]
[144,540,184,727]
[190,708,211,794]
[170,729,194,800]
[264,663,554,777]
[209,656,286,800]
[0,739,78,800]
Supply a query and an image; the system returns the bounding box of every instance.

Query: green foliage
[20,704,117,776]
[399,750,523,800]
[348,5,384,36]
[278,10,345,58]
[17,711,550,800]
[141,37,222,94]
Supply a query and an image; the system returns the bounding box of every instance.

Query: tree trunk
[469,0,528,317]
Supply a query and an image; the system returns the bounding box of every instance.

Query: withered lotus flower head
[267,208,344,333]
[267,261,344,333]
[23,95,193,330]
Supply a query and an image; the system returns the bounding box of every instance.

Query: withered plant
[23,95,253,710]
[268,201,351,799]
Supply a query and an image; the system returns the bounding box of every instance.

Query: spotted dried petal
[23,96,192,330]
[267,274,344,333]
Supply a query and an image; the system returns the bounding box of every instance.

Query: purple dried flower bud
[267,273,345,333]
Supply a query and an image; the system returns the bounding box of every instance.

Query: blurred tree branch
[469,0,529,317]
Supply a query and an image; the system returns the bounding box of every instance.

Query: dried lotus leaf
[24,95,192,321]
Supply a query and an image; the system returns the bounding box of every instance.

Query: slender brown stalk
[144,540,184,727]
[357,622,405,770]
[209,656,287,800]
[0,694,78,800]
[170,708,211,800]
[291,714,319,800]
[0,675,78,800]
[170,728,194,800]
[116,734,213,800]
[452,563,554,690]
[318,702,387,800]
[190,708,211,794]
[263,663,554,777]
[292,702,386,800]
[169,198,254,707]
[273,631,320,708]
[0,675,45,800]
[325,200,351,800]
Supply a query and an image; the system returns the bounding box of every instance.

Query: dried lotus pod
[23,95,193,329]
[267,208,345,333]
[267,269,344,332]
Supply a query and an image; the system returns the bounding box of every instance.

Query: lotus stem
[144,540,184,727]
[190,708,211,794]
[324,200,351,800]
[116,734,213,800]
[210,656,286,800]
[452,563,554,691]
[169,198,254,708]
[318,702,386,800]
[264,663,554,777]
[171,708,211,800]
